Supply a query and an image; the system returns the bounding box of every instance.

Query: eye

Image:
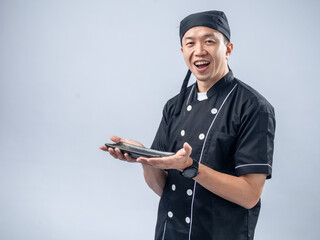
[206,40,216,44]
[185,41,194,46]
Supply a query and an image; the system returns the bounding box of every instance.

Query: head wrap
[174,10,230,116]
[180,10,230,45]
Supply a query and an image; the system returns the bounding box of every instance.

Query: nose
[194,43,207,56]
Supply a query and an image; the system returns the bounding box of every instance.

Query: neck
[197,69,229,93]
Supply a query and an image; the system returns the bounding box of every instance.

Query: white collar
[197,92,208,101]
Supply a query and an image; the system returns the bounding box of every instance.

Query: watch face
[183,167,197,178]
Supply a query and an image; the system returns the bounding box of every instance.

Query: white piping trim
[161,220,167,240]
[188,84,238,240]
[188,179,197,240]
[186,85,195,106]
[235,163,272,169]
[198,84,238,164]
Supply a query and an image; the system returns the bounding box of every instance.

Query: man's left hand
[137,142,193,171]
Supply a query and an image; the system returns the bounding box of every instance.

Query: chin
[195,76,211,82]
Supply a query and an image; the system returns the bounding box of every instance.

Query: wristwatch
[181,159,199,178]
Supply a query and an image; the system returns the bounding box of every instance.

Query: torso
[151,70,275,240]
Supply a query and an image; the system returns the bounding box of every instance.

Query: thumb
[183,142,192,156]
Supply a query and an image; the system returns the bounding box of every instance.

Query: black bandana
[180,10,230,45]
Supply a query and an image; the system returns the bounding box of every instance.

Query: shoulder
[233,78,274,114]
[163,84,195,117]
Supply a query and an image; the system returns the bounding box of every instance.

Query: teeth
[195,61,209,66]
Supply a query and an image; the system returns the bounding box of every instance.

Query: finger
[138,157,169,169]
[176,147,187,156]
[183,142,192,156]
[99,146,108,151]
[114,148,126,160]
[136,157,149,164]
[137,159,153,167]
[122,138,144,148]
[147,157,168,165]
[148,162,169,169]
[110,136,121,143]
[124,153,137,162]
[108,148,119,159]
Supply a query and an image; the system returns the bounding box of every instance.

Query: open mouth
[194,61,210,70]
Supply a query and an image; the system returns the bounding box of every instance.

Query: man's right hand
[99,136,144,163]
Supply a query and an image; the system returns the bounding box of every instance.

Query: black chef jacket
[151,70,275,240]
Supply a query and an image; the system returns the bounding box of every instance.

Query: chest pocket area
[200,131,237,174]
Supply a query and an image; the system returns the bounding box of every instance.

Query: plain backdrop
[1,0,320,239]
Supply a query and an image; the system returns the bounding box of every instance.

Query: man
[100,10,275,240]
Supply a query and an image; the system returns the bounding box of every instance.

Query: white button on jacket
[211,108,218,114]
[187,189,193,196]
[199,133,205,140]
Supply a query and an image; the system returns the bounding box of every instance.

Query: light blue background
[1,0,319,239]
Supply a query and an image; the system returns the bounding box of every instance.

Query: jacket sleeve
[234,100,276,179]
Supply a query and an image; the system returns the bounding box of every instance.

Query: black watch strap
[181,159,199,178]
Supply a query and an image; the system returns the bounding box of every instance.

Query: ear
[226,42,233,59]
[181,47,184,53]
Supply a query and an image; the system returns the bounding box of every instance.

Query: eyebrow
[184,33,217,41]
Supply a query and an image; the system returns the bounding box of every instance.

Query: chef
[100,10,275,240]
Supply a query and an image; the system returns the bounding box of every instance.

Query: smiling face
[181,26,233,92]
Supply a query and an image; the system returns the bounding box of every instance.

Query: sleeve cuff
[235,164,272,179]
